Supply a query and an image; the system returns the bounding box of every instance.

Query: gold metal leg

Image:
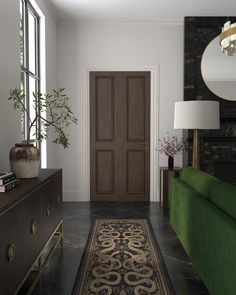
[38,257,42,288]
[38,257,42,270]
[23,220,63,295]
[60,220,64,247]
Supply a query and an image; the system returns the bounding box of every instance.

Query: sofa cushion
[180,166,218,200]
[211,181,236,220]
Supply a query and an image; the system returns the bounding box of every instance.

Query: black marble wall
[184,17,236,177]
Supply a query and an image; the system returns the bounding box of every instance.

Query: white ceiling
[48,0,236,23]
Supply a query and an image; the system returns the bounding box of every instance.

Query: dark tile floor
[29,202,209,295]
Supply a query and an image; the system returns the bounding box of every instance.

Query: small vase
[9,143,40,178]
[168,156,174,170]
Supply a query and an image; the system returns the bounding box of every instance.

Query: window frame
[20,0,41,145]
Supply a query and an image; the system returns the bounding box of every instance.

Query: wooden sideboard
[0,169,63,295]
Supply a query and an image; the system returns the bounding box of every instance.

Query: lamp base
[192,129,200,169]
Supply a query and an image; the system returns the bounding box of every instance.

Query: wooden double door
[90,72,150,201]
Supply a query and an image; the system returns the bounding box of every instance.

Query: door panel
[95,76,114,141]
[127,76,145,141]
[90,72,150,201]
[127,150,145,194]
[96,150,114,194]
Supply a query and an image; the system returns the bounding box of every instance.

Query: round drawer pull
[46,205,50,216]
[31,220,37,235]
[7,244,15,262]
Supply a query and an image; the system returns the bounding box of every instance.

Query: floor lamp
[174,101,220,169]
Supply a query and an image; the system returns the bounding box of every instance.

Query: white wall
[57,23,184,201]
[0,0,58,171]
[0,0,21,170]
[35,0,59,168]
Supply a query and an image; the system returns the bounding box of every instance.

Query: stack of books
[0,172,19,192]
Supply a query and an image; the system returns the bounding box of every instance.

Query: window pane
[29,76,37,140]
[21,71,26,140]
[20,0,24,67]
[28,10,36,74]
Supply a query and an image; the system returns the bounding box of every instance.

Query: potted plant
[8,88,78,178]
[159,133,187,170]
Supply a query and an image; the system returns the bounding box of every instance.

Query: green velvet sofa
[170,166,236,295]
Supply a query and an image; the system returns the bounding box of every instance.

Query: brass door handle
[31,220,37,235]
[7,244,15,262]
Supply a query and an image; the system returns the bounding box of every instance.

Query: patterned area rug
[72,219,175,295]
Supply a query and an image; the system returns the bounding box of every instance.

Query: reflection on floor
[30,202,209,295]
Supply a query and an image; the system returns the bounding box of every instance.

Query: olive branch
[8,88,78,149]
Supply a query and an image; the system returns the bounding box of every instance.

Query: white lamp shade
[174,101,220,129]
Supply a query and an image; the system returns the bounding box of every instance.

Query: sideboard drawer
[0,169,62,295]
[41,173,62,235]
[0,205,25,295]
[21,189,50,277]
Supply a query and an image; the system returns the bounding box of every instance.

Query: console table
[0,169,63,295]
[160,167,181,209]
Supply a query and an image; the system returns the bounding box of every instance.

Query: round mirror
[201,36,236,101]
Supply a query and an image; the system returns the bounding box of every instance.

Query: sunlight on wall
[31,0,47,168]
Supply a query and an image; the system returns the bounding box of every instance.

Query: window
[20,0,40,143]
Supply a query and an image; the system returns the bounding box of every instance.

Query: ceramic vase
[9,143,40,178]
[168,156,174,170]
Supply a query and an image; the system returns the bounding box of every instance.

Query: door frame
[82,64,160,202]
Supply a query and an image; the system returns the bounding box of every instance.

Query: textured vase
[9,144,40,178]
[168,156,174,170]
